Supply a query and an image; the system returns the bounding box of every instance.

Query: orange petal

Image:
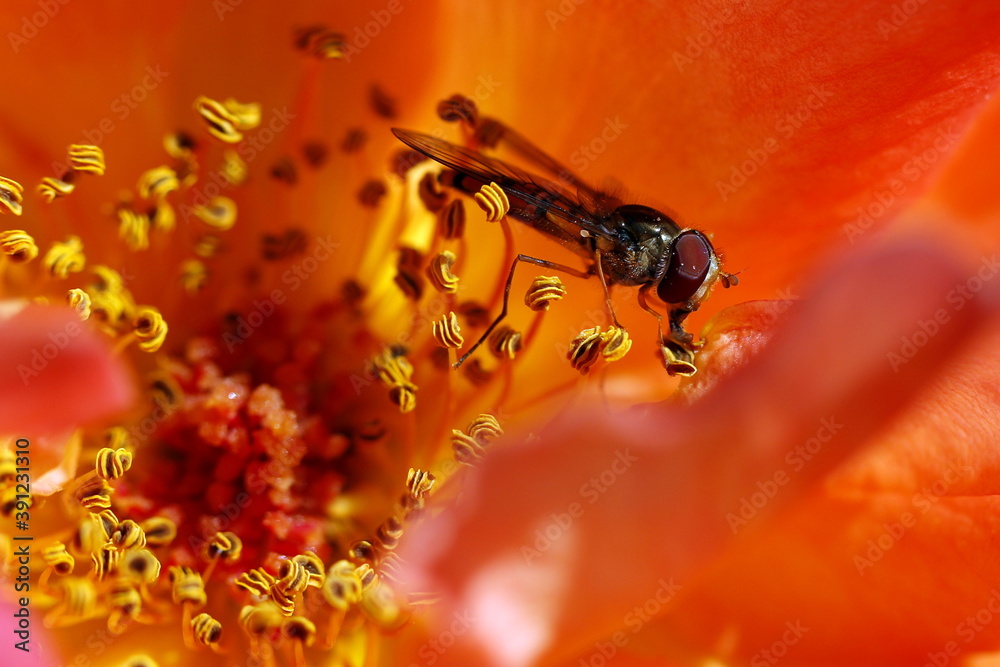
[0,304,134,435]
[401,233,996,666]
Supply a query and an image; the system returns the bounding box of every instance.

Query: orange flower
[1,2,1000,667]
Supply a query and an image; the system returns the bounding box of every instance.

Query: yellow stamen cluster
[474,181,510,222]
[427,250,460,294]
[568,325,633,373]
[370,348,417,413]
[525,275,568,311]
[194,96,262,143]
[432,311,464,349]
[192,196,237,230]
[0,229,37,261]
[191,612,223,647]
[451,413,504,466]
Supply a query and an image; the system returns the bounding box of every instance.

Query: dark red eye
[656,231,713,304]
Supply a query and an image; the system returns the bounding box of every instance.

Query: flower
[2,2,1000,667]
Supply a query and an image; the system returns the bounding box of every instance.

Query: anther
[600,326,632,362]
[235,568,276,597]
[203,531,242,581]
[437,94,478,127]
[358,179,387,207]
[388,385,417,414]
[170,565,207,647]
[661,341,697,377]
[67,145,107,175]
[451,429,485,466]
[292,552,325,588]
[488,325,522,360]
[137,166,180,199]
[222,149,248,185]
[0,176,25,215]
[194,96,260,143]
[43,236,86,278]
[319,560,362,648]
[42,542,75,576]
[474,182,510,222]
[37,176,75,202]
[525,276,567,312]
[294,26,345,59]
[432,311,464,349]
[568,326,604,373]
[0,230,38,261]
[66,288,92,320]
[120,549,161,584]
[117,207,150,251]
[108,578,142,632]
[91,543,120,580]
[194,234,223,258]
[418,172,448,212]
[110,520,147,551]
[193,196,237,230]
[191,612,223,648]
[283,616,317,667]
[76,477,113,512]
[180,259,209,293]
[139,516,177,547]
[133,306,168,352]
[468,413,503,446]
[95,446,132,480]
[45,576,97,628]
[427,251,460,294]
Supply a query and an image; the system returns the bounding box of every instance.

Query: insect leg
[453,253,591,369]
[637,283,665,344]
[593,250,624,330]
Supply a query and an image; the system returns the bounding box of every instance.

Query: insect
[391,122,739,376]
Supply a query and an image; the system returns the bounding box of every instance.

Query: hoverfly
[391,120,738,376]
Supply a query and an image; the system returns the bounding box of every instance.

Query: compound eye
[656,231,713,304]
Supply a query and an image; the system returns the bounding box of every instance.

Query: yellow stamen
[139,516,177,547]
[292,552,326,588]
[600,325,633,362]
[451,430,485,466]
[66,288,92,320]
[295,26,346,59]
[235,568,276,597]
[202,530,242,581]
[44,577,97,628]
[222,149,248,185]
[42,236,86,278]
[467,413,503,445]
[0,176,25,215]
[67,144,107,175]
[151,200,176,232]
[568,326,604,374]
[474,181,509,222]
[95,446,132,480]
[42,542,75,576]
[661,342,698,377]
[432,311,464,349]
[180,258,209,293]
[137,166,180,199]
[488,325,522,360]
[110,520,147,550]
[107,578,142,632]
[281,616,317,667]
[191,612,223,648]
[37,175,76,202]
[118,207,151,251]
[525,275,567,311]
[427,251,460,294]
[0,229,38,261]
[193,196,237,230]
[133,306,168,352]
[91,543,120,580]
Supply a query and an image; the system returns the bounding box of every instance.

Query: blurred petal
[402,233,997,666]
[0,304,133,434]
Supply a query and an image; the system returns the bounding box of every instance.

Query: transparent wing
[392,129,622,248]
